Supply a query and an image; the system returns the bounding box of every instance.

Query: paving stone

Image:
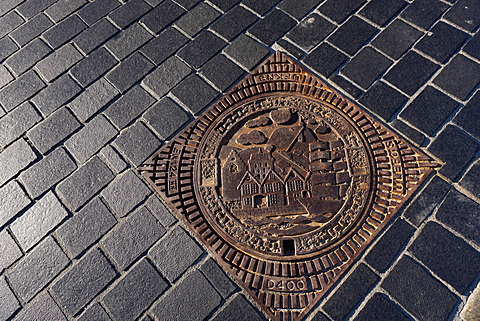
[0,70,45,112]
[353,293,410,321]
[69,78,119,122]
[0,230,22,273]
[140,0,185,34]
[27,107,80,154]
[409,221,480,293]
[359,81,407,120]
[200,54,244,91]
[0,276,20,320]
[391,119,426,146]
[0,102,41,148]
[323,264,380,320]
[7,237,69,302]
[101,170,151,217]
[0,11,24,39]
[112,121,161,166]
[51,248,117,315]
[224,34,271,70]
[73,18,118,54]
[16,0,57,19]
[57,197,116,257]
[77,0,121,25]
[99,145,127,173]
[45,0,88,22]
[177,30,226,69]
[249,9,296,46]
[416,22,469,64]
[105,24,152,61]
[0,0,24,16]
[149,225,203,282]
[141,56,191,99]
[103,259,167,321]
[200,258,237,298]
[140,27,189,65]
[10,13,53,47]
[403,176,450,226]
[428,125,479,179]
[171,74,218,114]
[70,47,118,87]
[437,189,480,247]
[381,256,459,321]
[212,295,262,321]
[174,0,201,10]
[311,311,330,321]
[302,43,348,77]
[319,0,366,23]
[328,16,378,56]
[371,19,423,60]
[400,0,449,30]
[65,114,118,163]
[242,0,281,15]
[384,51,439,96]
[0,37,18,62]
[365,219,415,272]
[77,303,111,321]
[144,194,177,227]
[341,47,392,89]
[105,86,155,130]
[209,0,240,11]
[286,13,336,51]
[43,14,87,49]
[108,0,151,29]
[359,0,407,26]
[151,270,222,321]
[57,156,114,210]
[14,292,67,321]
[36,43,83,83]
[434,55,480,101]
[278,0,323,19]
[103,207,164,269]
[464,33,480,61]
[31,74,82,117]
[459,161,480,198]
[19,148,77,198]
[444,0,480,32]
[176,2,221,37]
[330,75,363,99]
[105,52,154,93]
[0,180,31,228]
[5,39,51,77]
[400,86,458,136]
[0,138,37,186]
[275,39,305,60]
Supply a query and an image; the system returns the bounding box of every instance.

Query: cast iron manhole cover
[140,52,438,320]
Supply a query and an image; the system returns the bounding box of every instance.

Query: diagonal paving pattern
[0,0,479,320]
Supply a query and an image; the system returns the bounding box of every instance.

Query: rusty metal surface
[140,52,438,321]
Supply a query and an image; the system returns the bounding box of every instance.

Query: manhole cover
[140,52,438,321]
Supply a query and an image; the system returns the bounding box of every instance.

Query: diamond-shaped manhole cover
[140,52,438,320]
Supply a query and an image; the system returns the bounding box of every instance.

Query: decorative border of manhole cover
[140,52,438,321]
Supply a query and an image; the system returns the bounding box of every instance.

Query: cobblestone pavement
[0,0,479,320]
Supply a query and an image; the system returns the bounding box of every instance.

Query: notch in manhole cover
[139,52,438,321]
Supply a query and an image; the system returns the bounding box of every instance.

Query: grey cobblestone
[177,30,226,68]
[27,107,81,154]
[211,6,257,42]
[108,0,151,29]
[36,43,83,83]
[0,11,23,40]
[51,248,117,315]
[199,54,244,91]
[444,0,480,32]
[70,47,118,87]
[73,18,119,55]
[143,97,189,139]
[459,161,480,199]
[140,27,189,65]
[0,64,13,89]
[43,14,87,49]
[0,37,19,62]
[99,145,128,173]
[0,180,31,228]
[105,52,155,93]
[10,191,69,251]
[144,195,177,227]
[140,0,185,34]
[19,147,76,198]
[5,38,51,76]
[7,236,69,302]
[0,276,20,320]
[45,0,88,23]
[102,207,164,270]
[0,70,45,112]
[224,34,271,70]
[0,102,41,148]
[372,19,423,60]
[57,156,114,210]
[77,0,121,26]
[319,0,365,23]
[278,0,323,20]
[16,0,57,19]
[401,0,449,30]
[57,197,116,257]
[0,0,24,16]
[286,13,335,52]
[101,170,151,217]
[328,16,378,56]
[171,74,218,114]
[359,0,406,27]
[77,303,112,321]
[242,0,280,15]
[211,295,262,321]
[105,23,152,61]
[10,13,54,46]
[65,114,118,163]
[0,138,37,186]
[14,292,67,321]
[0,230,22,273]
[249,9,297,46]
[200,258,237,298]
[176,2,221,37]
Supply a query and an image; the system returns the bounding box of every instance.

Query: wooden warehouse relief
[140,52,438,321]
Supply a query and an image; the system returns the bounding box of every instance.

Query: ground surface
[0,0,479,320]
